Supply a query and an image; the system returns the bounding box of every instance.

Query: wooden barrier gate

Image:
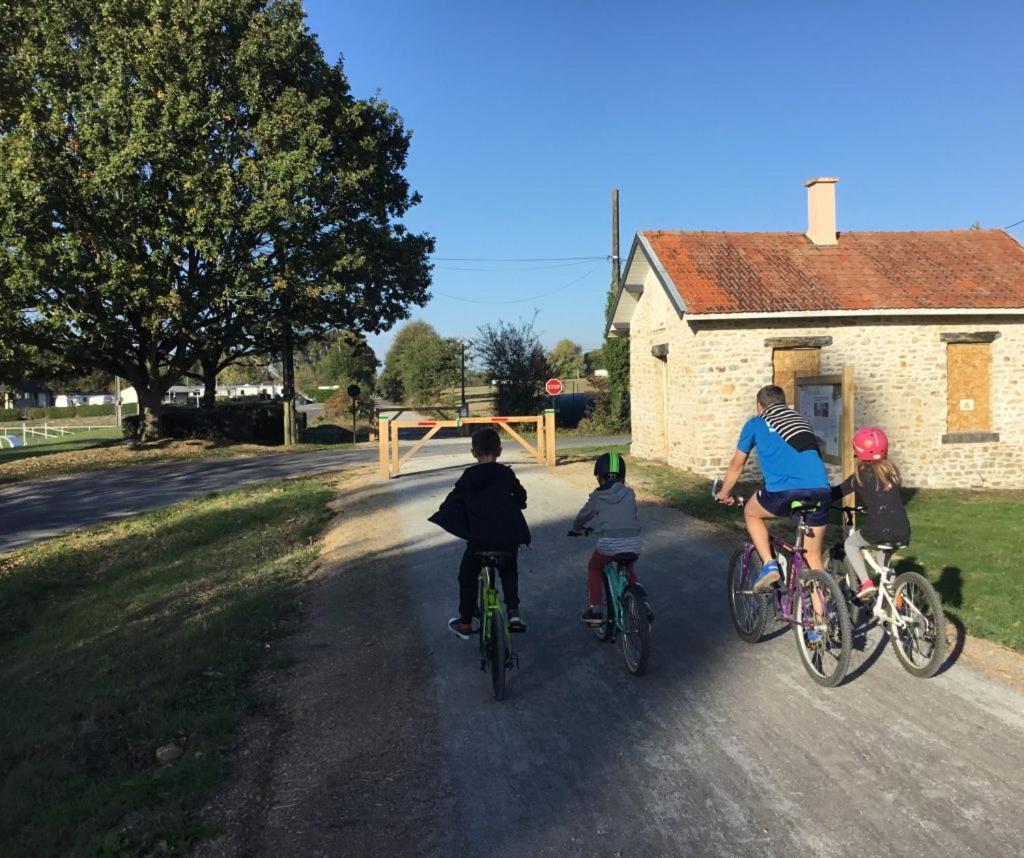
[379,410,556,478]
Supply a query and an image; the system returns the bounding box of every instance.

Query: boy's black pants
[459,542,519,623]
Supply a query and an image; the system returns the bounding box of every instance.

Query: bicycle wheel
[489,608,507,701]
[620,589,650,676]
[727,547,767,643]
[593,572,615,642]
[793,569,852,687]
[889,572,947,678]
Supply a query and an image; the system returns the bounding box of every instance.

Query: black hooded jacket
[428,462,531,547]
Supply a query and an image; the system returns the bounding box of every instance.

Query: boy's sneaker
[508,611,526,633]
[643,600,655,624]
[857,580,878,602]
[447,617,473,640]
[581,606,605,626]
[751,560,781,593]
[805,629,823,646]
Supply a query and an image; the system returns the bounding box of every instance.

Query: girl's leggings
[588,551,638,605]
[844,530,875,585]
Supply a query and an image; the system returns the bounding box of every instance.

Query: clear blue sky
[304,0,1024,359]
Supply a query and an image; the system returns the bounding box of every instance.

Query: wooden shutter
[946,343,991,433]
[772,349,821,405]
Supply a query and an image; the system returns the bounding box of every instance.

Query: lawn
[0,425,124,466]
[0,475,337,856]
[561,445,1024,652]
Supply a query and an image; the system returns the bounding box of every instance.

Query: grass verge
[0,426,124,466]
[0,475,337,855]
[560,445,1023,652]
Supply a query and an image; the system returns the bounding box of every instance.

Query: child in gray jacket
[570,452,646,625]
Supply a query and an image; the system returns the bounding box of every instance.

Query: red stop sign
[545,378,564,396]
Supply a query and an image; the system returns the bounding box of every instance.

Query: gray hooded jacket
[573,481,641,538]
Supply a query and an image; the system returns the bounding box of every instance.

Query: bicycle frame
[478,563,511,663]
[602,561,630,636]
[837,529,921,635]
[741,520,819,631]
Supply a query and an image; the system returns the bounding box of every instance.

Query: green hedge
[123,402,304,445]
[0,403,139,421]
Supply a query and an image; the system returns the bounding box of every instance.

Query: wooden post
[535,414,545,464]
[378,417,390,479]
[544,408,556,467]
[390,418,400,477]
[841,364,855,512]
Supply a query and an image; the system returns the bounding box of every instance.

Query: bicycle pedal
[510,626,526,634]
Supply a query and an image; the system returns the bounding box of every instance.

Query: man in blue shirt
[715,385,831,591]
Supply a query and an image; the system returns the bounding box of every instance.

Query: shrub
[1,403,138,422]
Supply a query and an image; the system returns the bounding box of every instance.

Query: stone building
[607,178,1024,489]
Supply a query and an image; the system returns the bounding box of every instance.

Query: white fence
[0,423,115,449]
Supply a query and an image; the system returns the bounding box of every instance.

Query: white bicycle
[827,506,947,678]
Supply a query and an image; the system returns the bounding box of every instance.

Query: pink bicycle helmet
[853,426,889,461]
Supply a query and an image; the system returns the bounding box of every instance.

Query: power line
[1004,217,1024,230]
[431,254,608,262]
[430,264,603,305]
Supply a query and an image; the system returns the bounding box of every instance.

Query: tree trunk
[137,387,165,442]
[201,357,219,411]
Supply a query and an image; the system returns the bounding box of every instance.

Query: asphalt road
[0,435,628,554]
[315,446,1024,856]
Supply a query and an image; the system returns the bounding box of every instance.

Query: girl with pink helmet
[830,427,910,601]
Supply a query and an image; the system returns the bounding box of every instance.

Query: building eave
[685,307,1024,322]
[604,233,687,338]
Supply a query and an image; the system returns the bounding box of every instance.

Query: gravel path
[202,443,1024,857]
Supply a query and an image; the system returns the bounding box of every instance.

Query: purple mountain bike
[715,481,853,687]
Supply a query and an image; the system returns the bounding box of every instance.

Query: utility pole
[460,342,467,414]
[612,188,621,291]
[114,375,122,429]
[281,314,296,446]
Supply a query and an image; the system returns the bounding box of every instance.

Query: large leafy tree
[547,339,584,380]
[474,317,549,416]
[0,0,433,439]
[377,320,459,404]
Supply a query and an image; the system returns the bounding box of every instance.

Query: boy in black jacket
[428,428,531,639]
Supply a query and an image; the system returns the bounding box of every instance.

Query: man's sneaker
[751,560,781,593]
[581,606,605,626]
[508,611,526,633]
[857,580,878,602]
[448,617,473,640]
[805,629,823,646]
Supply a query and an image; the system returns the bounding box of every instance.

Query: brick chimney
[804,177,838,246]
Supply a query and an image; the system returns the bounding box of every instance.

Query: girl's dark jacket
[428,462,531,547]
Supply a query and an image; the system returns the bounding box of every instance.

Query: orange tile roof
[640,229,1024,314]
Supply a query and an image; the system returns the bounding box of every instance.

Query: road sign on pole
[545,378,563,396]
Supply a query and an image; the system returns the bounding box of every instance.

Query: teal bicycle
[569,529,651,676]
[475,551,519,700]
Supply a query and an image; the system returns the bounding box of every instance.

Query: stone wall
[626,282,1024,489]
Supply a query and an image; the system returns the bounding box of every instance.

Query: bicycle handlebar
[711,478,745,507]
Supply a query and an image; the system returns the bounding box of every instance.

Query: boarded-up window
[946,343,991,433]
[772,349,820,405]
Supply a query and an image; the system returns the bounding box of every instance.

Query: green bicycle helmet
[594,451,626,482]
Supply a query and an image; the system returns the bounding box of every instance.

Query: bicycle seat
[612,553,638,563]
[475,550,514,562]
[788,499,822,513]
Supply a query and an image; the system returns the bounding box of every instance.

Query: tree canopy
[377,321,460,404]
[0,0,433,438]
[474,318,548,416]
[547,339,585,380]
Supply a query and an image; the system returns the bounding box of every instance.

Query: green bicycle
[569,529,651,676]
[475,551,519,701]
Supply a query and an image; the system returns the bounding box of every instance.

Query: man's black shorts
[755,487,832,526]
